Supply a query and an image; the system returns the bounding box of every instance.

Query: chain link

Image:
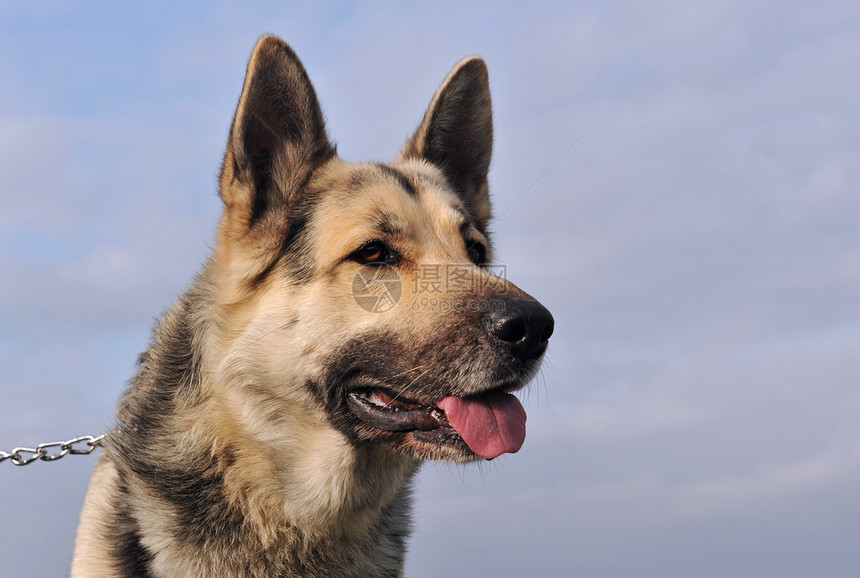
[0,434,104,467]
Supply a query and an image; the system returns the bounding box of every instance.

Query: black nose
[485,299,554,362]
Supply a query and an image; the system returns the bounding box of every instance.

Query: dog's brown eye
[352,241,396,266]
[466,240,486,266]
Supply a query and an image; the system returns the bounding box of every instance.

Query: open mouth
[347,387,527,459]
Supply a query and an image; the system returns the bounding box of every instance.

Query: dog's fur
[71,36,553,577]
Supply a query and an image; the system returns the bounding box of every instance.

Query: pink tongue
[436,392,527,459]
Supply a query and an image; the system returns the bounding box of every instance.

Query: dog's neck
[204,380,421,540]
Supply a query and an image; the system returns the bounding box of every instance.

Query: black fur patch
[375,213,406,239]
[279,194,321,284]
[153,460,245,551]
[112,485,154,577]
[376,164,419,197]
[110,288,249,563]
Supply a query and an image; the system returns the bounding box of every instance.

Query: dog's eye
[466,240,487,266]
[351,241,397,266]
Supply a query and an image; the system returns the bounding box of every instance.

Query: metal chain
[0,434,105,467]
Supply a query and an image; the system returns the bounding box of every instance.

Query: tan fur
[71,458,121,577]
[73,35,551,577]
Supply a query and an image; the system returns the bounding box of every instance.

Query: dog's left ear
[399,58,493,229]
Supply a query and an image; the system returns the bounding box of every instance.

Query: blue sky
[2,1,859,576]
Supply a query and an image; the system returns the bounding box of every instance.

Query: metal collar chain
[0,434,105,466]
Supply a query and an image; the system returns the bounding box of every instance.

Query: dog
[71,35,554,577]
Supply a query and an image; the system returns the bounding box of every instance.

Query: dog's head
[211,36,553,464]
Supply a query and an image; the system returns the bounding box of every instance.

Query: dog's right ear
[218,36,334,240]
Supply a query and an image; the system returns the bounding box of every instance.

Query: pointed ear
[219,35,334,238]
[399,57,493,228]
